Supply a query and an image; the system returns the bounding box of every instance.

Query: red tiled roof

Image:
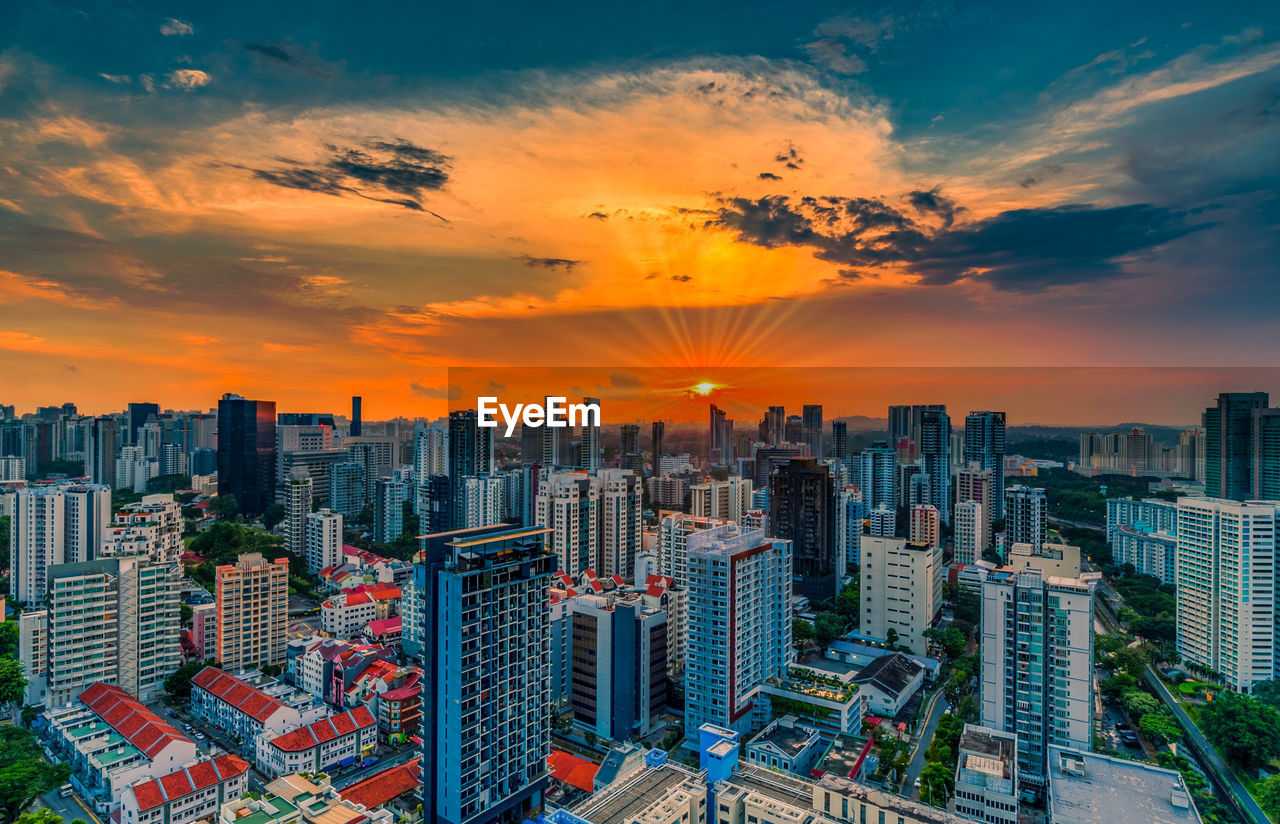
[548,749,599,793]
[366,617,400,635]
[191,667,286,723]
[610,574,625,586]
[588,580,603,592]
[78,683,191,759]
[646,585,666,598]
[340,759,421,809]
[127,754,249,812]
[645,574,674,587]
[380,683,420,702]
[267,706,376,753]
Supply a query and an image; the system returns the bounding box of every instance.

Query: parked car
[59,784,74,798]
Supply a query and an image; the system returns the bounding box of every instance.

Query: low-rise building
[41,683,197,812]
[320,584,400,639]
[359,616,402,649]
[850,653,925,718]
[745,715,824,775]
[951,724,1017,824]
[120,754,250,824]
[192,667,325,746]
[255,706,378,777]
[1047,745,1202,824]
[758,662,865,737]
[217,771,394,824]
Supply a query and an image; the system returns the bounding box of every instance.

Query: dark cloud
[671,274,693,282]
[712,193,1204,291]
[409,382,449,398]
[758,172,782,181]
[245,43,297,64]
[64,364,78,372]
[609,371,643,389]
[244,139,451,215]
[515,255,580,271]
[587,211,609,220]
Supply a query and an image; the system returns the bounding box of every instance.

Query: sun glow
[690,381,718,396]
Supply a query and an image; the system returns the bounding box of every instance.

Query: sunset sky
[2,2,1278,421]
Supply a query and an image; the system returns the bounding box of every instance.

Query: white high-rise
[10,483,110,602]
[283,466,313,557]
[597,468,642,578]
[101,493,183,563]
[1176,498,1279,693]
[690,476,753,523]
[657,514,733,586]
[459,473,512,529]
[860,536,943,655]
[412,423,448,519]
[981,567,1097,788]
[1005,486,1047,552]
[536,468,641,576]
[305,508,343,574]
[954,499,987,565]
[684,526,792,740]
[0,455,25,482]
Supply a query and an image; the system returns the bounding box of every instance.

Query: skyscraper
[417,525,554,824]
[1175,498,1279,694]
[283,466,312,558]
[1005,486,1047,552]
[768,457,840,598]
[216,393,277,516]
[765,405,786,446]
[954,500,986,565]
[305,508,343,574]
[981,568,1096,788]
[831,420,848,460]
[351,395,363,436]
[918,406,951,524]
[9,483,110,602]
[853,442,897,511]
[1252,408,1280,500]
[374,475,409,543]
[448,409,492,528]
[328,461,364,518]
[1204,391,1269,500]
[619,423,641,473]
[709,404,734,466]
[956,461,995,553]
[127,401,159,445]
[650,420,665,471]
[909,504,941,549]
[86,416,117,486]
[216,553,289,670]
[580,397,602,471]
[684,526,791,740]
[802,404,823,458]
[568,594,667,741]
[964,411,1006,518]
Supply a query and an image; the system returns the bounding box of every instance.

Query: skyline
[3,2,1279,414]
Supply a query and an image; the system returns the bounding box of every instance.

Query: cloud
[99,73,131,84]
[166,69,211,92]
[160,18,193,36]
[713,193,1204,291]
[410,381,450,398]
[586,211,609,220]
[63,363,78,372]
[670,274,693,282]
[245,44,297,65]
[245,138,451,213]
[803,14,899,74]
[758,172,782,181]
[609,371,644,389]
[515,255,580,271]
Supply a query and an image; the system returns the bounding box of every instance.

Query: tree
[15,811,64,824]
[164,661,205,699]
[1112,645,1151,679]
[814,613,846,647]
[1199,692,1280,772]
[954,694,979,723]
[1138,712,1183,746]
[1252,678,1280,710]
[919,761,953,807]
[1100,672,1136,697]
[885,628,902,651]
[1122,690,1159,718]
[212,494,239,520]
[0,622,18,659]
[1257,774,1280,823]
[793,618,815,642]
[262,503,287,531]
[0,727,70,821]
[0,658,27,720]
[179,603,194,626]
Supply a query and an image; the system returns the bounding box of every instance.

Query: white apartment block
[10,483,111,602]
[690,476,754,523]
[951,724,1018,824]
[283,468,312,558]
[191,601,218,660]
[1004,486,1047,552]
[954,500,986,566]
[597,468,642,579]
[981,567,1097,787]
[1176,498,1279,694]
[0,454,26,481]
[102,494,183,563]
[19,609,48,705]
[684,526,792,741]
[869,505,895,538]
[860,536,943,656]
[657,514,734,587]
[537,471,598,573]
[458,473,511,530]
[305,508,343,574]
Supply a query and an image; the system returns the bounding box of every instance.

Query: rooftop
[549,749,600,793]
[339,758,420,808]
[192,667,286,723]
[127,754,249,811]
[268,707,375,752]
[1047,745,1202,824]
[78,682,191,760]
[748,716,821,756]
[571,763,694,824]
[852,652,924,698]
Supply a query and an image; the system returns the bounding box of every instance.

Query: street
[39,786,102,824]
[902,686,947,799]
[331,744,419,789]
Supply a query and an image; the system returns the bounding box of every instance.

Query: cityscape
[3,385,1280,824]
[3,2,1280,824]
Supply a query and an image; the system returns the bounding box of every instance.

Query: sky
[1,1,1278,421]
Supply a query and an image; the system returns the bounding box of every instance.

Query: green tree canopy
[1256,774,1280,823]
[164,661,206,698]
[1199,692,1280,772]
[1138,712,1183,746]
[0,727,71,821]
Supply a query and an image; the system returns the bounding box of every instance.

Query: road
[902,686,947,799]
[40,786,102,824]
[330,744,418,789]
[1144,667,1269,824]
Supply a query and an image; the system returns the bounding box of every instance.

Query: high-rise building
[217,394,277,516]
[765,405,786,446]
[1175,498,1279,693]
[417,525,555,824]
[769,457,840,598]
[657,514,732,587]
[802,404,823,458]
[102,493,183,563]
[869,505,896,537]
[85,416,116,486]
[568,594,667,741]
[954,500,986,565]
[831,420,848,460]
[597,468,642,579]
[350,395,362,437]
[283,466,312,558]
[951,724,1018,824]
[918,406,951,524]
[536,469,641,577]
[216,553,289,670]
[1107,497,1178,584]
[374,476,409,543]
[909,504,941,549]
[448,409,492,528]
[580,397,602,472]
[842,486,865,568]
[853,442,897,511]
[651,420,665,471]
[684,526,791,740]
[39,555,181,706]
[619,423,641,473]
[1005,486,1047,552]
[346,435,399,505]
[981,567,1097,788]
[305,508,343,574]
[964,411,1006,518]
[328,461,364,518]
[955,462,994,553]
[689,476,753,523]
[1204,392,1270,500]
[1253,408,1280,500]
[9,483,110,602]
[709,404,735,466]
[860,536,942,655]
[127,402,159,445]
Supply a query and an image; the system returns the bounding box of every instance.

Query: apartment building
[860,536,943,656]
[216,553,289,670]
[120,754,250,824]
